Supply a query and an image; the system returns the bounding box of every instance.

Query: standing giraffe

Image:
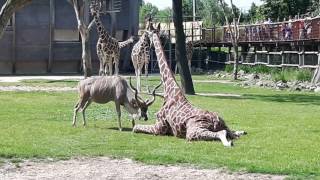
[97,36,135,76]
[90,1,121,76]
[133,32,246,147]
[131,17,159,92]
[131,31,151,92]
[175,39,204,74]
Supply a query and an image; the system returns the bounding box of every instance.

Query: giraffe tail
[119,36,135,48]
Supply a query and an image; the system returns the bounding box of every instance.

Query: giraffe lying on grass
[133,29,246,147]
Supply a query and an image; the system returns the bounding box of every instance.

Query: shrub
[224,64,233,73]
[272,71,288,83]
[238,65,252,73]
[253,65,272,74]
[296,69,313,82]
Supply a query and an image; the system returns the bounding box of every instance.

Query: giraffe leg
[145,63,149,90]
[186,128,233,147]
[137,69,141,92]
[104,57,109,75]
[98,55,103,76]
[228,130,247,139]
[133,120,170,135]
[108,59,113,76]
[114,54,120,75]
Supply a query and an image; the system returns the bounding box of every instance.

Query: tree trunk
[80,28,92,78]
[233,45,239,80]
[312,66,320,84]
[0,0,32,39]
[172,0,195,95]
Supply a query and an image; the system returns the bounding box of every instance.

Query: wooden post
[299,46,305,67]
[254,46,258,64]
[267,47,270,65]
[228,46,231,62]
[281,47,285,65]
[12,13,16,74]
[213,25,216,43]
[318,45,320,66]
[48,0,54,73]
[168,23,172,69]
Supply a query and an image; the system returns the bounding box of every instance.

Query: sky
[144,0,263,11]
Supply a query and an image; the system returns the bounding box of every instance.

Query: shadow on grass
[108,127,133,132]
[208,93,320,106]
[46,80,78,84]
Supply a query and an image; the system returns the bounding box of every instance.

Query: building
[0,0,140,75]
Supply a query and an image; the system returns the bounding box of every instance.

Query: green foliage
[0,79,320,177]
[272,70,288,83]
[271,68,313,82]
[260,0,313,21]
[224,64,234,73]
[246,3,266,23]
[296,69,313,82]
[157,7,172,23]
[139,2,159,24]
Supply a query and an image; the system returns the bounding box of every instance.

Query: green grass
[0,78,319,178]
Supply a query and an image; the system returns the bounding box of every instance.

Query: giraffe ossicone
[133,31,246,147]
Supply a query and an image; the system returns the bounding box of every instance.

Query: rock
[242,81,250,86]
[247,74,260,81]
[276,82,289,89]
[315,87,320,93]
[256,81,264,87]
[291,86,301,91]
[238,70,245,76]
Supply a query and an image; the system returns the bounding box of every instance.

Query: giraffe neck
[92,11,111,41]
[118,37,134,48]
[153,33,183,96]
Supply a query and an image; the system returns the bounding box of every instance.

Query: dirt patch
[0,157,286,180]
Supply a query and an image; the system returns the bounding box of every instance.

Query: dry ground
[0,157,286,180]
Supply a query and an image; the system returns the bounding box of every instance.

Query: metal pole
[192,0,196,22]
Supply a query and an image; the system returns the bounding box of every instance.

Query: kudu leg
[72,100,81,127]
[81,100,91,127]
[115,102,122,131]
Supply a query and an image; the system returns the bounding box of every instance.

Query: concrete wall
[0,0,140,75]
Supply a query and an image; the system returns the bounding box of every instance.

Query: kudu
[72,75,161,131]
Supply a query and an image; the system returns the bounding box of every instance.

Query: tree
[67,0,95,78]
[197,0,225,26]
[219,0,241,80]
[0,0,32,39]
[260,0,312,21]
[139,2,158,25]
[173,0,195,95]
[247,2,265,23]
[157,7,172,23]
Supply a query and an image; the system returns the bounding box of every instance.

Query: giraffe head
[140,31,151,46]
[146,23,161,47]
[128,77,162,121]
[89,0,101,16]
